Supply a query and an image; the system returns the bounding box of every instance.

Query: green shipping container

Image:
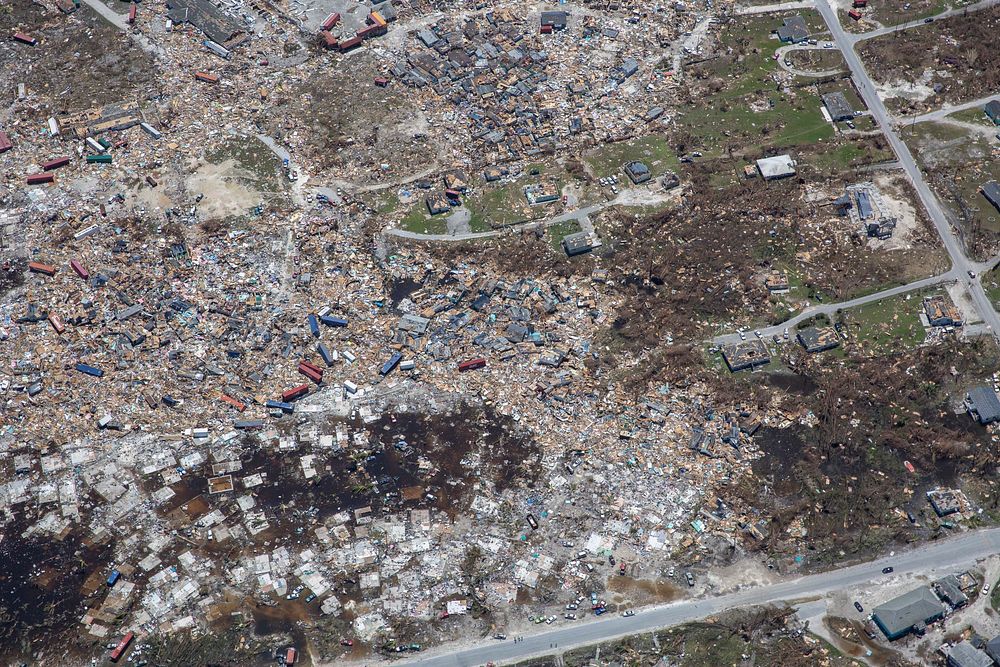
[86,154,112,164]
[98,137,112,149]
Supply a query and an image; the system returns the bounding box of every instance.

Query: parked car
[854,601,864,612]
[983,584,991,595]
[622,610,635,617]
[924,16,934,22]
[882,567,893,574]
[493,634,507,640]
[685,572,695,587]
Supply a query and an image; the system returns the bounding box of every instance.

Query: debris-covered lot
[2,0,1000,664]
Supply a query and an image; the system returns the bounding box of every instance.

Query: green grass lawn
[547,219,582,251]
[839,290,935,355]
[983,265,1000,309]
[676,12,837,157]
[400,204,447,234]
[950,107,997,127]
[584,135,680,180]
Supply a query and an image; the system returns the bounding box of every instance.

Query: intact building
[822,92,855,121]
[776,15,809,43]
[872,587,944,640]
[947,641,993,667]
[966,386,1000,424]
[721,340,771,372]
[540,11,568,30]
[756,155,796,180]
[986,100,1000,125]
[562,231,597,257]
[982,181,1000,212]
[624,161,652,184]
[797,326,840,353]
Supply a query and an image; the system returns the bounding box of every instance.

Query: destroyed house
[425,193,451,215]
[776,15,809,43]
[166,0,242,44]
[928,488,964,516]
[721,340,770,372]
[966,386,1000,424]
[872,587,943,640]
[867,218,896,240]
[923,295,961,327]
[982,181,1000,213]
[796,326,839,353]
[822,92,855,121]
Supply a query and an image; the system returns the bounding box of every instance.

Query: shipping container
[343,380,358,394]
[220,394,246,411]
[139,122,161,139]
[203,39,230,58]
[320,315,348,327]
[400,359,416,371]
[369,11,387,27]
[47,117,60,136]
[75,363,104,378]
[321,12,341,30]
[265,400,294,413]
[319,31,338,49]
[235,420,264,430]
[342,350,356,363]
[0,131,12,153]
[318,343,334,366]
[307,313,320,337]
[109,632,134,662]
[380,352,402,376]
[26,173,54,185]
[28,261,56,276]
[458,358,486,372]
[70,260,90,280]
[286,648,297,665]
[194,71,219,83]
[374,76,389,87]
[13,32,37,46]
[127,2,136,23]
[107,570,121,587]
[48,313,65,334]
[339,35,363,51]
[281,384,310,402]
[85,137,105,153]
[87,154,112,164]
[298,362,323,384]
[162,395,179,407]
[42,156,71,171]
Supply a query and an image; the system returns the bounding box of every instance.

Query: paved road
[903,94,1000,124]
[386,202,609,242]
[775,43,847,77]
[387,529,1000,667]
[815,0,1000,343]
[849,0,1000,43]
[712,270,955,346]
[735,1,815,15]
[79,0,165,57]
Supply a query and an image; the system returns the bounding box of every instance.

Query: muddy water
[0,516,115,662]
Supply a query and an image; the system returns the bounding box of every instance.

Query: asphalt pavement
[848,0,1000,43]
[815,0,1000,343]
[387,529,1000,667]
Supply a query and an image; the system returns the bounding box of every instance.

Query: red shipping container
[281,384,310,402]
[194,71,219,83]
[319,31,338,49]
[42,156,71,171]
[12,32,37,46]
[220,394,246,412]
[28,262,56,276]
[285,648,297,665]
[26,173,54,185]
[110,632,134,662]
[0,131,12,153]
[70,259,89,280]
[458,358,486,372]
[48,313,65,334]
[321,12,341,30]
[128,3,137,23]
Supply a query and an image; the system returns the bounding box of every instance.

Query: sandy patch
[185,159,263,219]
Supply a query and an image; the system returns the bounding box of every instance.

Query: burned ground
[728,339,1000,564]
[0,3,159,112]
[858,6,1000,110]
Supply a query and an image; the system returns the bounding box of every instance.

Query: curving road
[902,94,1000,125]
[775,43,847,77]
[385,528,1000,667]
[847,0,1000,43]
[814,0,1000,342]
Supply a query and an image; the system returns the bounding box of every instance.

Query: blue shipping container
[380,352,403,376]
[320,315,348,327]
[265,400,295,413]
[107,570,120,587]
[307,313,320,337]
[317,343,334,366]
[75,363,104,378]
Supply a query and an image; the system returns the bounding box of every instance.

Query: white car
[739,330,747,340]
[983,584,991,595]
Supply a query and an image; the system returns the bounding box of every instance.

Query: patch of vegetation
[547,219,582,251]
[839,289,933,355]
[400,205,447,234]
[585,135,680,180]
[206,136,287,193]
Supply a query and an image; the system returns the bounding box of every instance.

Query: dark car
[854,601,864,612]
[882,567,894,574]
[924,17,934,22]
